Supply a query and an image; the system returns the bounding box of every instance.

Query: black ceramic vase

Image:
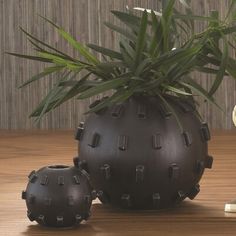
[75,95,213,209]
[22,165,94,227]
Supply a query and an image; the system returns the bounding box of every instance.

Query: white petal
[133,7,162,16]
[232,105,236,126]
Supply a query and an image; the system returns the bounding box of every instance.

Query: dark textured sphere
[75,95,213,209]
[22,165,95,227]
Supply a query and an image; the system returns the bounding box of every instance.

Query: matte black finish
[76,96,213,209]
[22,165,94,227]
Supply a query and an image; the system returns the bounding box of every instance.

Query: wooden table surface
[0,130,236,236]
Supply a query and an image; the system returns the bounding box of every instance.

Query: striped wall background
[0,0,235,130]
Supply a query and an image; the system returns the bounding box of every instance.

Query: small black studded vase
[75,95,213,210]
[22,165,95,227]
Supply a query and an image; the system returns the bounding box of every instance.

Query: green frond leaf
[104,22,136,41]
[86,88,134,114]
[19,66,64,88]
[156,92,184,133]
[38,52,83,70]
[38,15,99,65]
[149,10,161,56]
[174,13,218,22]
[87,44,123,60]
[57,28,99,65]
[78,77,128,99]
[6,52,53,63]
[162,84,192,95]
[180,80,223,110]
[52,73,91,109]
[111,10,141,28]
[120,41,135,69]
[134,10,148,67]
[209,38,228,96]
[29,70,72,119]
[20,27,75,61]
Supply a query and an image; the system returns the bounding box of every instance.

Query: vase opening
[48,165,69,169]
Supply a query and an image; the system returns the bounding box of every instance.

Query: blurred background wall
[0,0,235,130]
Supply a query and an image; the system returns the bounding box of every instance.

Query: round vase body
[76,96,213,209]
[22,165,94,227]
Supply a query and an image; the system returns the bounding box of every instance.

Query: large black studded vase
[22,165,94,227]
[75,95,213,209]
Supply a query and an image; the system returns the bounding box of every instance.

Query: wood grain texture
[0,130,236,236]
[0,0,236,130]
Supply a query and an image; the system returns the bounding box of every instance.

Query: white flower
[233,105,236,126]
[133,7,162,16]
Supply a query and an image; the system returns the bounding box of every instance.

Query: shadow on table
[91,200,215,215]
[22,223,96,236]
[22,201,216,236]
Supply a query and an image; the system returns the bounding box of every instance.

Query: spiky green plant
[7,0,236,129]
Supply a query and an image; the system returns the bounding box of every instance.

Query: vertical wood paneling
[0,0,235,130]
